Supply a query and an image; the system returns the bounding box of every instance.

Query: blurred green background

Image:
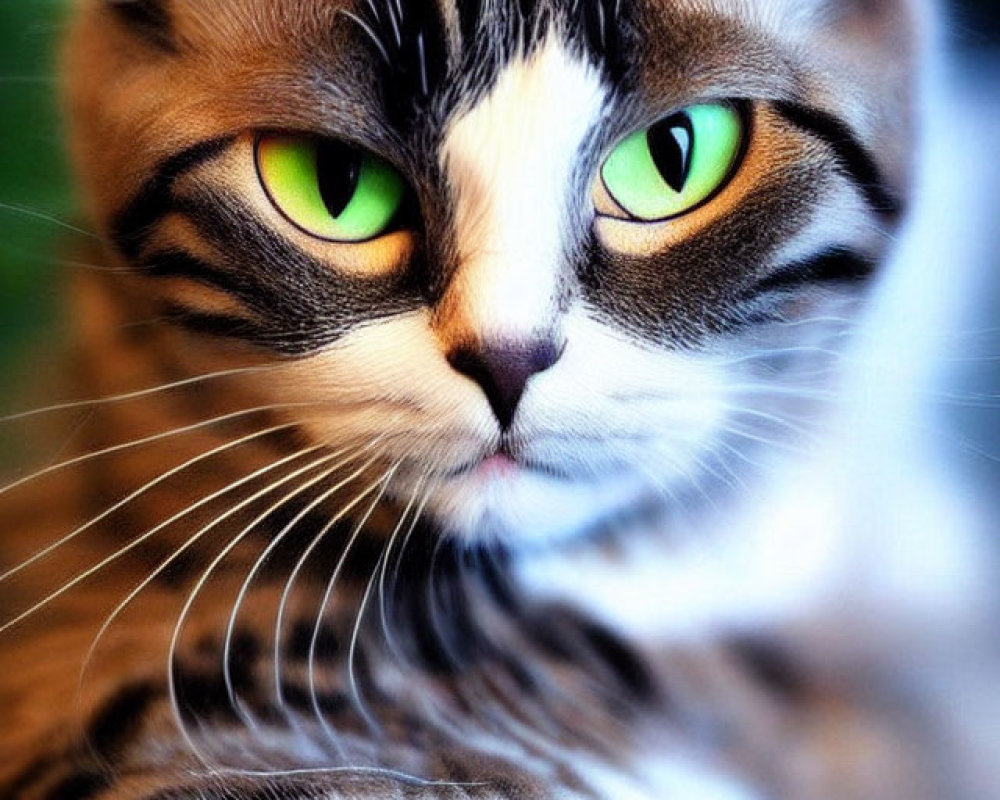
[0,1,71,373]
[0,0,997,374]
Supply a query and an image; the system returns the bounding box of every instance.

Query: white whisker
[308,468,396,749]
[165,447,364,765]
[346,472,421,733]
[377,475,430,658]
[78,446,328,685]
[0,201,101,240]
[0,365,273,424]
[0,441,330,636]
[271,449,396,719]
[1,422,297,584]
[0,402,317,499]
[221,440,390,720]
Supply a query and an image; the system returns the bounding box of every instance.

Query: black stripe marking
[286,620,340,661]
[455,0,484,52]
[142,250,250,298]
[171,666,241,725]
[730,637,809,701]
[773,101,902,217]
[353,0,449,127]
[112,136,235,261]
[225,629,262,696]
[580,620,656,702]
[163,307,265,342]
[2,754,59,798]
[579,0,633,81]
[42,770,110,800]
[280,682,349,716]
[156,193,421,353]
[108,0,174,51]
[751,248,876,295]
[86,681,160,759]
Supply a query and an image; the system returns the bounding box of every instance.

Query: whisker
[421,537,553,746]
[214,765,485,787]
[720,404,821,442]
[77,445,329,684]
[378,475,430,659]
[271,449,397,719]
[346,469,420,734]
[0,201,101,240]
[707,343,848,368]
[0,444,328,636]
[722,422,815,456]
[1,422,298,584]
[221,440,391,721]
[336,9,391,65]
[0,365,273,423]
[308,468,396,749]
[0,402,318,499]
[165,447,362,764]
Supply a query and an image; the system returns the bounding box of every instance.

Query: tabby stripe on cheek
[164,306,267,342]
[4,758,110,800]
[141,250,270,341]
[773,102,901,217]
[143,250,251,299]
[107,0,175,51]
[156,194,421,353]
[112,136,236,261]
[2,755,60,798]
[749,248,876,295]
[580,620,657,702]
[2,684,163,798]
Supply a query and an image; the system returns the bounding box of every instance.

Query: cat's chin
[393,462,646,547]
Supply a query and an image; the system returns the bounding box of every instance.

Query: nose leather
[447,339,563,429]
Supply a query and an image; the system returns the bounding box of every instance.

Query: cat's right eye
[256,135,406,243]
[598,103,745,222]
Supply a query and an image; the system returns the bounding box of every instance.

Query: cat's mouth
[440,442,527,480]
[439,440,586,482]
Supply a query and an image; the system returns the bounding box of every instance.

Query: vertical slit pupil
[317,141,362,219]
[647,112,694,193]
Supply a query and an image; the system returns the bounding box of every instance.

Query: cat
[1,0,996,798]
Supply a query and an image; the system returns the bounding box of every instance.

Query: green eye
[600,103,744,221]
[256,135,406,242]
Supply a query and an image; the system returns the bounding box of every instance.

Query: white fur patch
[574,754,760,800]
[440,36,606,339]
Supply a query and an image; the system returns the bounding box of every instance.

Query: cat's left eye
[599,103,745,222]
[256,135,406,242]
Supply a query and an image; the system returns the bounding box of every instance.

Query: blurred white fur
[519,26,1000,800]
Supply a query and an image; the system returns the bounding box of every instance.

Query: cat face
[65,0,920,543]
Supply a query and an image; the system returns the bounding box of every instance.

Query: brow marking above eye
[772,101,901,218]
[106,0,175,52]
[111,136,237,261]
